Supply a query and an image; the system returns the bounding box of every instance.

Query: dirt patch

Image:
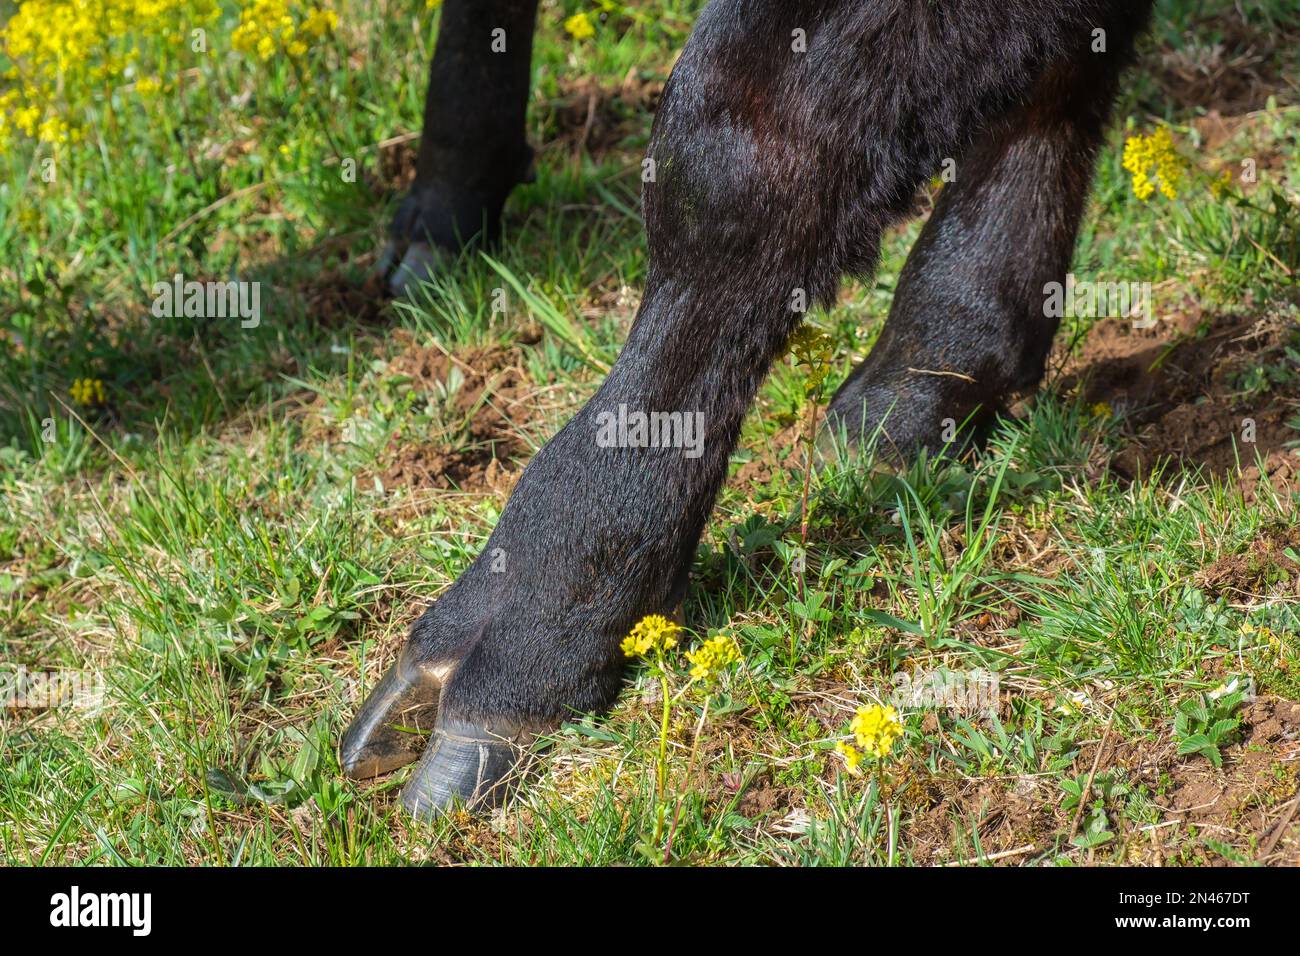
[903,698,1300,865]
[1154,697,1300,865]
[730,422,806,487]
[905,773,1060,865]
[1191,110,1296,186]
[1195,525,1300,598]
[367,334,539,496]
[543,73,664,160]
[373,137,419,194]
[1054,304,1300,497]
[1145,11,1299,116]
[307,266,390,326]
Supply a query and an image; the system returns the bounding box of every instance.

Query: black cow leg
[380,0,538,297]
[824,15,1147,458]
[344,0,1153,818]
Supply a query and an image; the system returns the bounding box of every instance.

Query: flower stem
[663,690,709,863]
[651,656,671,843]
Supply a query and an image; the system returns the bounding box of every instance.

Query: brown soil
[373,137,419,194]
[367,334,539,497]
[1149,697,1300,866]
[1053,304,1300,499]
[1145,11,1299,117]
[544,73,665,160]
[907,774,1060,864]
[1195,524,1300,598]
[731,422,806,487]
[905,697,1300,866]
[308,266,391,326]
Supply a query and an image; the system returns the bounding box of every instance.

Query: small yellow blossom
[70,378,106,406]
[848,703,902,760]
[835,739,864,773]
[1088,401,1113,419]
[621,614,680,658]
[301,8,339,39]
[36,116,72,144]
[1209,167,1234,199]
[565,12,595,41]
[1122,127,1183,202]
[685,634,742,682]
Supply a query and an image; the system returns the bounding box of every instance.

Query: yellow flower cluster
[1122,127,1183,202]
[834,739,864,773]
[621,614,680,659]
[1209,167,1235,199]
[0,1,339,153]
[836,704,902,772]
[70,378,107,406]
[231,1,338,62]
[0,0,221,152]
[685,634,742,682]
[564,12,595,40]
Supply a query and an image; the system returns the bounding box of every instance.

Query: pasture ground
[1,0,1298,865]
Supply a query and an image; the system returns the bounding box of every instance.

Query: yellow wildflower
[565,12,596,41]
[1209,167,1234,199]
[36,116,71,145]
[70,378,106,406]
[848,703,902,760]
[685,634,742,682]
[835,739,864,774]
[301,8,340,39]
[1121,127,1183,202]
[0,0,221,149]
[232,1,337,62]
[621,614,680,658]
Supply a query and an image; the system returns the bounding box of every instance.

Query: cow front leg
[390,267,816,816]
[380,0,538,296]
[347,12,854,817]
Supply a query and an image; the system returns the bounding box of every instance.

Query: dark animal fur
[389,0,1154,729]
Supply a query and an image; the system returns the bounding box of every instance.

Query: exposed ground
[1,0,1297,865]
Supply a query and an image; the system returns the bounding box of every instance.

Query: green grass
[2,0,1298,866]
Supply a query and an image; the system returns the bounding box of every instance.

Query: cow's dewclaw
[387,241,445,298]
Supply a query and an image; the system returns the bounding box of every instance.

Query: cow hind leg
[825,5,1152,457]
[344,0,1151,817]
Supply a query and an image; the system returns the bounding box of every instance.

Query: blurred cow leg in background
[380,0,540,296]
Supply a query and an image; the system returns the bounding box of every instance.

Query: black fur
[390,0,1154,730]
